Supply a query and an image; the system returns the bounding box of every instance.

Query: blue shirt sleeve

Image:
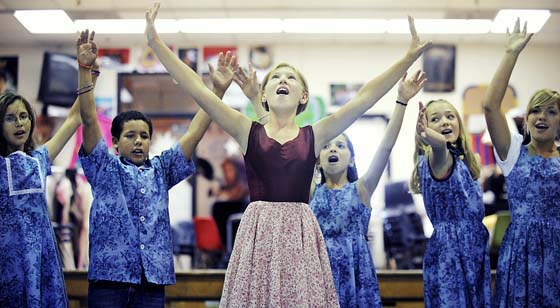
[153,143,196,189]
[33,145,52,177]
[79,138,113,185]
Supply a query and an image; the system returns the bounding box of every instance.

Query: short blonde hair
[524,89,560,141]
[260,63,309,115]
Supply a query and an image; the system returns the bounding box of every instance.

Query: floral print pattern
[0,147,68,307]
[310,182,382,308]
[492,145,560,308]
[220,201,340,308]
[79,138,195,285]
[419,155,491,308]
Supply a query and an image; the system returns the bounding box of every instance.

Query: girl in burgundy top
[146,3,430,307]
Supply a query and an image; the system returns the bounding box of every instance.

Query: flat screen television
[38,51,78,107]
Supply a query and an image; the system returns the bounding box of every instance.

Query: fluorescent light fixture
[491,9,550,33]
[14,10,76,33]
[387,18,491,34]
[283,19,386,33]
[74,19,178,34]
[178,18,282,33]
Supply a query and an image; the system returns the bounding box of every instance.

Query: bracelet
[77,87,93,96]
[78,61,93,70]
[76,83,94,95]
[396,100,407,106]
[91,69,100,77]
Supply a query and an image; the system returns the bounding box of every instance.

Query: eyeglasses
[4,113,30,124]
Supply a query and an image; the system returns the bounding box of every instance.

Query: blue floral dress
[418,155,491,308]
[492,144,560,308]
[0,147,68,307]
[310,182,382,308]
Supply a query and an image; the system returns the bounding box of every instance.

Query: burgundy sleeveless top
[244,122,316,203]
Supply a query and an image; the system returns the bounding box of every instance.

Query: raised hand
[506,18,533,54]
[397,70,426,103]
[145,2,160,44]
[208,51,238,95]
[407,16,431,57]
[234,64,260,100]
[77,29,97,67]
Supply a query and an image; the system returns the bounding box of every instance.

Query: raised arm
[234,63,269,124]
[75,30,101,155]
[357,71,426,206]
[483,19,532,160]
[179,52,237,158]
[145,3,252,152]
[312,16,430,156]
[45,32,99,160]
[416,102,452,179]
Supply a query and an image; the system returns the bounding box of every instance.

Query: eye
[447,114,455,120]
[430,117,439,122]
[271,74,279,79]
[141,133,150,139]
[322,144,330,150]
[337,143,346,149]
[20,113,29,121]
[288,75,296,80]
[529,108,540,114]
[5,115,16,122]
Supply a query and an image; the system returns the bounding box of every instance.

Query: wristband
[396,100,407,106]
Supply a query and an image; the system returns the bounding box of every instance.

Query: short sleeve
[34,145,52,177]
[155,143,196,189]
[494,133,523,176]
[79,138,112,184]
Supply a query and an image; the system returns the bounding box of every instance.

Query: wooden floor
[66,270,425,307]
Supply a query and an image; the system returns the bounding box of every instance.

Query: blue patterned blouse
[418,155,491,308]
[0,146,68,307]
[79,138,195,285]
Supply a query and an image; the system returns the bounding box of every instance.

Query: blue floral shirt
[79,138,195,285]
[0,146,68,307]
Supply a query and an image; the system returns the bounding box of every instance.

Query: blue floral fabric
[79,138,195,285]
[0,147,68,307]
[309,182,382,308]
[492,146,560,308]
[419,155,491,308]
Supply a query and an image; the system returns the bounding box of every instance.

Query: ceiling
[0,0,559,47]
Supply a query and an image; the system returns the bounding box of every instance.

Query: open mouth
[441,128,452,135]
[276,87,289,95]
[132,149,144,155]
[535,123,549,130]
[328,155,339,163]
[15,130,26,137]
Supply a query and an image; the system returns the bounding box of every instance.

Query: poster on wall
[249,46,273,70]
[178,48,198,72]
[0,56,18,94]
[98,48,130,68]
[423,44,455,92]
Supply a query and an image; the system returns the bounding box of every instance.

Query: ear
[261,94,267,104]
[112,137,119,152]
[300,92,309,105]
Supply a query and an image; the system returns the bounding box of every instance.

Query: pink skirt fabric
[219,201,340,308]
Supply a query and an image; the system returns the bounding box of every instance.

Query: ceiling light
[178,18,282,33]
[74,19,179,34]
[283,19,386,33]
[14,10,76,34]
[387,18,492,34]
[491,9,550,33]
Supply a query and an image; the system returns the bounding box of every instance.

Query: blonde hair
[260,63,309,115]
[410,99,480,193]
[523,89,560,142]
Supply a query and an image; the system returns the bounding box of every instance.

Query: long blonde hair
[523,88,560,143]
[410,99,480,193]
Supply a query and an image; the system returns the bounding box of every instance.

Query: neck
[267,111,298,130]
[325,172,348,189]
[529,140,559,158]
[6,144,24,154]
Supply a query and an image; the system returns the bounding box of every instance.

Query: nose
[134,136,143,145]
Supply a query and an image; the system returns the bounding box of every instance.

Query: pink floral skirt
[219,201,340,308]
